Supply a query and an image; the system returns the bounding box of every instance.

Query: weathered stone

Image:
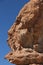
[5,0,43,65]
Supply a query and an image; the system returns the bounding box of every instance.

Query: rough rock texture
[5,0,43,65]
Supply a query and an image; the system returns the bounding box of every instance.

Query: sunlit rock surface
[5,0,43,65]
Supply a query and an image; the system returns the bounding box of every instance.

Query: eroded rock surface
[5,0,43,65]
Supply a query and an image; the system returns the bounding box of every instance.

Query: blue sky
[0,0,29,65]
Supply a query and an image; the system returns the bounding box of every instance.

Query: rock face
[5,0,43,65]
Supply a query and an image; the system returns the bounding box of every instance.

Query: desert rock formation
[5,0,43,65]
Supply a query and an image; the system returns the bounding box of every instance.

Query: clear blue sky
[0,0,29,65]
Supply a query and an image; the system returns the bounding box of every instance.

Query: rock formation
[5,0,43,65]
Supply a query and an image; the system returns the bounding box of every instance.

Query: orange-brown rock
[5,0,43,65]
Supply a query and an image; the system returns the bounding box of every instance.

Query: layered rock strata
[5,0,43,65]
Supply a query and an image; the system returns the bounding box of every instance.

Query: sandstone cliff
[5,0,43,65]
